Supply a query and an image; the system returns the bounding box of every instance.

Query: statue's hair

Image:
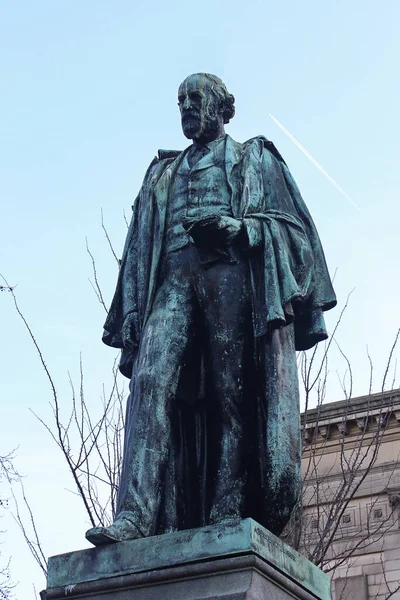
[183,73,236,124]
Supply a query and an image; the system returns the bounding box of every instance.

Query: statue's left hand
[212,216,243,244]
[183,215,243,246]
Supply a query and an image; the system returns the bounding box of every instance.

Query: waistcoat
[165,137,233,253]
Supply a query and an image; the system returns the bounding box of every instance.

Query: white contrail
[269,113,360,212]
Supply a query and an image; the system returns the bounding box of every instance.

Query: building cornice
[301,389,400,444]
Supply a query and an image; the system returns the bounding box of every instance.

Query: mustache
[182,111,201,120]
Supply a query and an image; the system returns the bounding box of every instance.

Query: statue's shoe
[85,518,143,546]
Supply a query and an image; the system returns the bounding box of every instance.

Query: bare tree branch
[11,485,47,577]
[85,239,108,312]
[101,209,120,265]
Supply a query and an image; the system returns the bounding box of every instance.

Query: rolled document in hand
[182,214,222,247]
[182,215,237,265]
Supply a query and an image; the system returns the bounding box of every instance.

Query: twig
[85,239,107,312]
[101,209,120,265]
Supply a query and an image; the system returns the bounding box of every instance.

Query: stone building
[299,390,400,600]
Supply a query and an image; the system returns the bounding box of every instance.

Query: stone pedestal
[41,519,331,600]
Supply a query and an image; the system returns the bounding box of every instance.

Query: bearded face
[178,74,224,143]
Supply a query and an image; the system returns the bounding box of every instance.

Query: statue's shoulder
[157,149,181,160]
[147,149,182,170]
[142,149,183,183]
[242,135,287,165]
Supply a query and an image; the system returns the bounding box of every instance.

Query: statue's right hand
[121,313,138,350]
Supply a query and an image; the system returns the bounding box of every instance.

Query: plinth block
[42,519,331,600]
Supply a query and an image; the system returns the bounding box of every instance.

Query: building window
[342,513,351,524]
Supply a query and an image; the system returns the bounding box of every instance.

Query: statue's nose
[182,97,192,110]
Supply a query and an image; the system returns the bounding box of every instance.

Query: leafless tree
[0,449,19,599]
[0,558,13,600]
[282,312,400,599]
[1,254,127,581]
[1,267,126,531]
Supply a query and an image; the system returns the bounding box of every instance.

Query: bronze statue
[86,73,336,546]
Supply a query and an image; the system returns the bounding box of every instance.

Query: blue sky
[1,1,400,597]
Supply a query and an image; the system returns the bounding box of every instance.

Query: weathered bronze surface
[86,73,336,546]
[48,520,332,600]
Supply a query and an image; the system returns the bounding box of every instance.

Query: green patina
[49,519,331,600]
[85,73,336,547]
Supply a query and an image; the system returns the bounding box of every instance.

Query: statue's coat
[103,135,336,534]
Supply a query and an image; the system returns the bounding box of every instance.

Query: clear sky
[1,1,399,597]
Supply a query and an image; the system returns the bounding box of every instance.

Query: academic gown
[102,135,337,535]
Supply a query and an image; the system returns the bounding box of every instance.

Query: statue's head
[178,73,235,144]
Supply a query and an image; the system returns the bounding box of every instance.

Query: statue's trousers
[116,244,256,535]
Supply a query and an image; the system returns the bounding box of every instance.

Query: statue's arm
[239,142,287,251]
[102,194,140,350]
[238,145,274,250]
[108,154,176,344]
[241,144,310,248]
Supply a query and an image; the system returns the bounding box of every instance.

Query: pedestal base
[41,519,331,600]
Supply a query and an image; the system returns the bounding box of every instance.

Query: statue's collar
[191,135,226,152]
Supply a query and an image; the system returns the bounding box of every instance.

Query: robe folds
[103,135,336,535]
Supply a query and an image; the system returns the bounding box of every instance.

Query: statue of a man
[86,73,336,546]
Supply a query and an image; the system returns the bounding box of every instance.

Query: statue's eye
[177,96,184,105]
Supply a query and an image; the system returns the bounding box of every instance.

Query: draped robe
[103,135,336,535]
